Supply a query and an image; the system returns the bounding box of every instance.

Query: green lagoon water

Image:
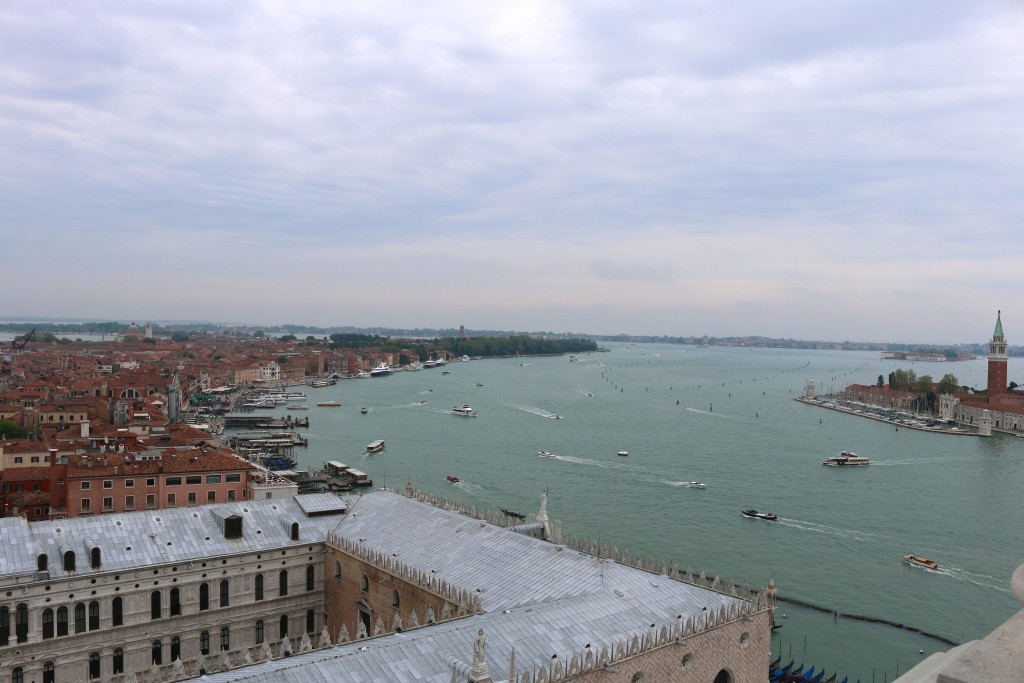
[258,344,1022,681]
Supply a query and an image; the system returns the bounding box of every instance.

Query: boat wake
[871,457,969,467]
[776,518,877,542]
[513,404,562,419]
[938,566,1012,593]
[665,480,706,489]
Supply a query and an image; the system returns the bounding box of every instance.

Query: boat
[569,355,578,362]
[423,358,439,369]
[537,450,554,458]
[501,507,526,520]
[441,370,451,375]
[370,362,392,377]
[740,509,777,521]
[678,481,706,489]
[356,371,371,379]
[366,440,386,453]
[903,554,939,570]
[617,450,629,457]
[451,403,477,417]
[360,406,368,414]
[317,401,342,407]
[446,474,459,484]
[822,451,870,466]
[550,414,562,419]
[287,405,308,410]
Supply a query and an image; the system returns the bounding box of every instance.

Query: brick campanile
[987,310,1008,396]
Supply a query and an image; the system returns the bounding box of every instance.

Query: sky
[2,1,1022,343]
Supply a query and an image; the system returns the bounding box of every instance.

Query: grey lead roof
[0,494,348,582]
[201,490,749,682]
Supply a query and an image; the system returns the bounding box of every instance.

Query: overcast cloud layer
[2,1,1022,342]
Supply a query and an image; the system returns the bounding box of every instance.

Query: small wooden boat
[903,554,939,570]
[446,474,459,484]
[740,509,777,521]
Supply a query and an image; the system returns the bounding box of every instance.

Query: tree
[0,419,27,438]
[912,375,934,393]
[876,375,884,388]
[938,373,960,394]
[122,335,140,343]
[171,332,190,343]
[279,335,297,342]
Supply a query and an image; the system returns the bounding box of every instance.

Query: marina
[223,344,1023,680]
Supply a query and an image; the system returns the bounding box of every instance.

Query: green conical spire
[994,310,1004,338]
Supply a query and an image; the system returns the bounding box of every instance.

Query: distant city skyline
[2,1,1021,344]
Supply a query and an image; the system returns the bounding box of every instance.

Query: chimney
[80,420,90,439]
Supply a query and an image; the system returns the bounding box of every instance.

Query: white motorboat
[370,363,392,377]
[356,371,371,379]
[822,451,870,466]
[537,450,555,458]
[451,403,477,417]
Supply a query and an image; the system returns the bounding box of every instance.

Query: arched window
[199,582,210,610]
[113,648,124,674]
[279,569,289,597]
[306,609,315,634]
[74,602,86,633]
[151,639,163,665]
[279,614,289,638]
[171,635,181,662]
[200,630,210,655]
[713,671,733,683]
[333,561,341,580]
[391,589,400,610]
[88,600,100,630]
[0,606,9,645]
[42,608,54,639]
[254,573,264,601]
[37,554,48,572]
[220,579,230,607]
[43,661,55,683]
[220,626,230,651]
[306,564,315,591]
[63,550,76,572]
[255,619,265,644]
[151,590,162,619]
[112,596,123,626]
[291,522,300,541]
[89,651,101,680]
[15,604,27,643]
[359,574,369,592]
[90,546,101,569]
[56,606,69,636]
[11,667,23,683]
[170,587,181,616]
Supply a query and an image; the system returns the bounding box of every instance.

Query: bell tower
[987,311,1008,396]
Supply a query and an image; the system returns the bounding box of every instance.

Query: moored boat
[903,554,939,570]
[451,403,477,416]
[370,362,392,377]
[740,509,777,521]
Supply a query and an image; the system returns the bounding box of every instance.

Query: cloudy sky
[2,1,1022,342]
